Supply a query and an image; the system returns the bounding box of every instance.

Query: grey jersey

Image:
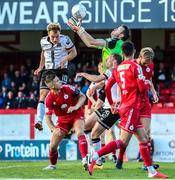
[40,35,74,69]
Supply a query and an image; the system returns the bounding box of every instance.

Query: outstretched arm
[76,72,105,82]
[77,29,107,48]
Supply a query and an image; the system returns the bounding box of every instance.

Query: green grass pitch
[0,161,174,179]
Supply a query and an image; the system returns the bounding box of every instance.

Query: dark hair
[43,70,56,84]
[122,41,135,57]
[121,25,129,41]
[112,53,123,65]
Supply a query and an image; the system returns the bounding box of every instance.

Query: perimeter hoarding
[0,0,175,31]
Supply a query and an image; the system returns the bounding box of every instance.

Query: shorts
[119,107,143,134]
[40,68,68,89]
[95,107,120,130]
[55,109,84,133]
[139,102,151,118]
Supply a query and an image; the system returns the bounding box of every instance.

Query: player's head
[98,62,104,74]
[111,25,129,41]
[44,71,62,90]
[122,41,135,59]
[47,22,61,44]
[138,47,154,66]
[106,53,122,68]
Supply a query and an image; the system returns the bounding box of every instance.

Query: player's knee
[91,130,99,139]
[75,130,84,137]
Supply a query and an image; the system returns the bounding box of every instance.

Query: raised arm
[77,29,106,48]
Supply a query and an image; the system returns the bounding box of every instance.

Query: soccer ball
[71,4,86,20]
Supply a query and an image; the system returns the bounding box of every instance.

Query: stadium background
[0,0,175,166]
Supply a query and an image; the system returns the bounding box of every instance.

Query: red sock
[49,150,58,165]
[118,146,126,161]
[97,140,123,157]
[139,143,152,167]
[78,135,88,158]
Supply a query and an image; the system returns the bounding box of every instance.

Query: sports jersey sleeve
[68,85,80,97]
[63,36,74,50]
[105,71,116,105]
[45,94,54,116]
[134,64,150,93]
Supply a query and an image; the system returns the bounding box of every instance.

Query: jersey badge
[64,94,69,99]
[146,67,150,72]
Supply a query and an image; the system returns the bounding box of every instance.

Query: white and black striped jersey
[103,69,119,109]
[40,34,74,69]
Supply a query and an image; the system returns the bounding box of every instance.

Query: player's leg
[100,131,106,163]
[91,122,106,168]
[74,118,88,170]
[134,128,168,178]
[44,128,66,170]
[84,112,99,153]
[88,128,131,175]
[35,73,49,130]
[108,126,117,163]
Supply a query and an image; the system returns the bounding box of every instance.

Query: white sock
[92,140,101,152]
[85,132,92,153]
[147,166,157,175]
[37,102,45,122]
[92,152,99,161]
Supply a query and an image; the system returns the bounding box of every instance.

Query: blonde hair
[140,47,154,60]
[47,22,61,32]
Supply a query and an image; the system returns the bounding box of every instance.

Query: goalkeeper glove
[67,17,81,32]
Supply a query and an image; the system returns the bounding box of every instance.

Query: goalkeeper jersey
[102,38,123,71]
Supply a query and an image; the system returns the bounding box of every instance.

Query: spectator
[155,62,172,87]
[1,73,11,88]
[0,86,8,108]
[171,64,175,81]
[14,91,28,108]
[154,46,164,62]
[81,80,90,94]
[19,82,29,96]
[3,91,15,109]
[9,81,18,97]
[8,64,15,80]
[13,70,23,89]
[27,93,38,109]
[20,65,29,83]
[27,76,39,95]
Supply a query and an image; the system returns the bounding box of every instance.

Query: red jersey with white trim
[45,85,81,117]
[133,60,154,104]
[109,59,148,111]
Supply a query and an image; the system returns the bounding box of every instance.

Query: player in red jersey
[116,48,159,170]
[88,42,168,179]
[42,71,88,171]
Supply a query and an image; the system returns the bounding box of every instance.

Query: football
[71,4,87,20]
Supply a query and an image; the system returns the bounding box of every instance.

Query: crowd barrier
[0,108,175,162]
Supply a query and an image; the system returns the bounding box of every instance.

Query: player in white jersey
[76,53,122,166]
[34,23,77,130]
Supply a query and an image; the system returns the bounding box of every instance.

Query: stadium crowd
[0,54,175,109]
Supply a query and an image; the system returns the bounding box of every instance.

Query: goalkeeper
[67,18,129,71]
